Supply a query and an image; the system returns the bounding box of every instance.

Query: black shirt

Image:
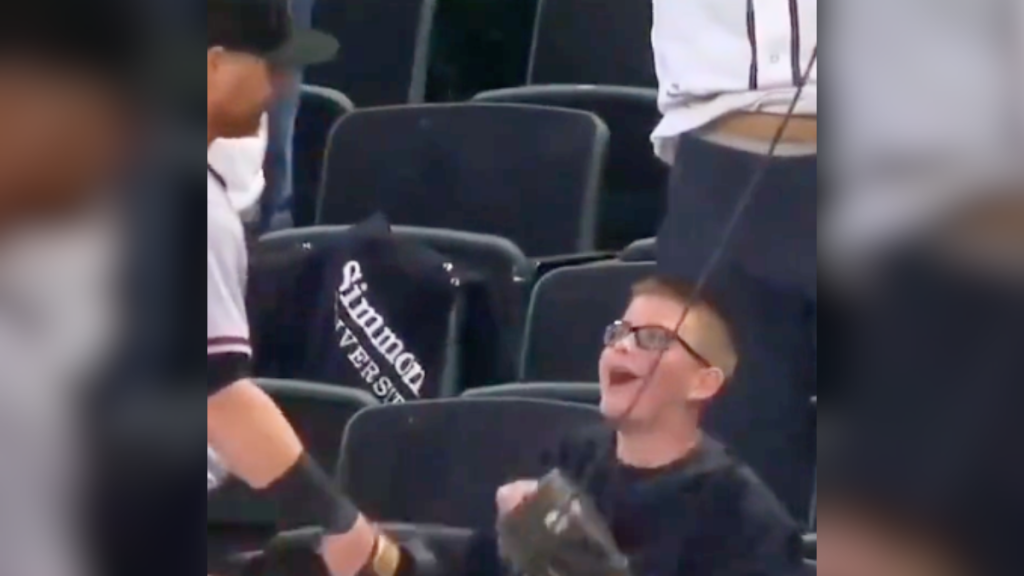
[472,425,805,576]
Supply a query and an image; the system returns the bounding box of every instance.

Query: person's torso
[207,166,249,295]
[651,0,817,159]
[561,428,799,576]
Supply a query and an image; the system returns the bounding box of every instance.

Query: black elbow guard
[262,452,360,534]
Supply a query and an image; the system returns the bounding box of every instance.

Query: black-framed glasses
[603,320,711,367]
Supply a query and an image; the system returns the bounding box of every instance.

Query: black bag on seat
[248,215,463,400]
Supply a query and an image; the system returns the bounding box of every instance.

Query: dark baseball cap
[208,0,338,68]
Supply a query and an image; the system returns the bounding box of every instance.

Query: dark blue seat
[520,261,655,382]
[473,86,666,250]
[293,85,354,227]
[527,0,656,87]
[316,103,608,257]
[307,0,436,106]
[620,237,655,262]
[338,398,603,528]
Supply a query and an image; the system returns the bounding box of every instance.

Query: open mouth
[607,366,641,387]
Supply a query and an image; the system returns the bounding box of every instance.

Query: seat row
[250,225,656,390]
[220,227,815,533]
[296,88,666,252]
[305,0,656,108]
[209,392,816,560]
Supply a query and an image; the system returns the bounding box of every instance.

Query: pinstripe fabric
[651,0,817,163]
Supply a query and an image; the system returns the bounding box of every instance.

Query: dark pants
[261,0,316,232]
[657,135,817,299]
[656,135,818,522]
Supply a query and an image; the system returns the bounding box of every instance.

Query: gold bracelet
[369,532,402,576]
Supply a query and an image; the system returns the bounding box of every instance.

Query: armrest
[533,251,616,276]
[224,526,324,573]
[382,523,475,574]
[227,524,475,576]
[803,532,816,559]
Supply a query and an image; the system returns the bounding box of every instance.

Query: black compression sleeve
[208,352,252,396]
[263,452,361,534]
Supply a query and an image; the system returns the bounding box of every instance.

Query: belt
[709,112,817,144]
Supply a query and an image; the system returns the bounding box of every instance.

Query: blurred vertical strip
[86,3,209,576]
[820,0,1024,572]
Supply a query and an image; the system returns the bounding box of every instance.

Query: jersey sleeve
[207,212,252,395]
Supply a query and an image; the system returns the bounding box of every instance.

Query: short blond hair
[630,276,739,379]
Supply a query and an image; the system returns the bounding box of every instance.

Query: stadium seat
[527,0,656,87]
[462,381,600,405]
[316,103,609,257]
[803,533,816,560]
[207,379,378,527]
[254,224,534,389]
[337,398,603,528]
[293,85,355,227]
[307,0,436,106]
[473,86,667,250]
[520,261,655,381]
[620,236,655,262]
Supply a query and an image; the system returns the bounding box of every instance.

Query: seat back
[338,398,603,528]
[521,261,655,381]
[254,225,533,390]
[208,379,378,526]
[307,0,436,105]
[462,382,600,406]
[317,103,608,256]
[620,237,655,261]
[528,0,656,86]
[293,85,355,227]
[473,86,667,249]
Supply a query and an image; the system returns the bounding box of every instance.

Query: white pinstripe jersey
[651,0,818,162]
[207,165,249,491]
[207,166,252,378]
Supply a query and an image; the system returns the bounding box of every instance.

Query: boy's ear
[686,367,726,402]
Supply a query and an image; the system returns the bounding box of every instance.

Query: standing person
[207,2,428,575]
[650,0,818,485]
[652,0,817,296]
[261,0,318,231]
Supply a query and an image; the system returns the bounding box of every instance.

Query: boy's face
[598,293,725,427]
[0,58,130,217]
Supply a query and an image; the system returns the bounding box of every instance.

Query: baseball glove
[496,469,633,576]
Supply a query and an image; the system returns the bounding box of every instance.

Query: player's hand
[496,479,539,516]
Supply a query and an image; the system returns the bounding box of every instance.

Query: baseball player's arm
[206,226,422,576]
[206,239,307,488]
